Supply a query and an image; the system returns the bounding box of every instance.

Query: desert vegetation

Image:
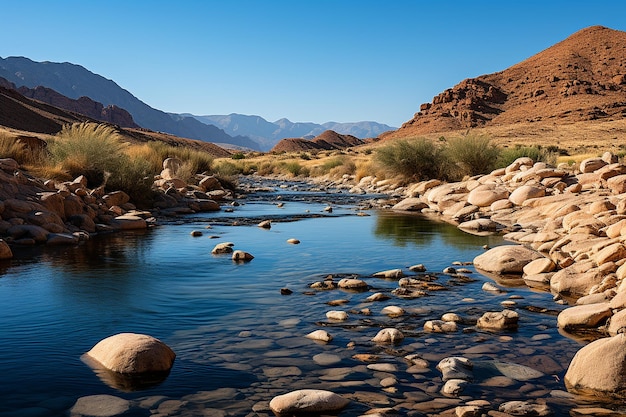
[7,122,216,203]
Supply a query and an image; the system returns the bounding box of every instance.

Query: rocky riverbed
[4,154,626,416]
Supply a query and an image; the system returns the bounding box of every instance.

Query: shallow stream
[0,179,620,416]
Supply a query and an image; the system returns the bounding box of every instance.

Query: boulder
[608,308,626,336]
[579,157,607,173]
[373,268,404,279]
[477,310,519,331]
[326,310,348,321]
[437,357,473,381]
[565,333,626,398]
[109,215,147,230]
[269,389,349,415]
[523,257,556,276]
[424,320,458,333]
[499,401,552,416]
[212,242,234,254]
[102,191,130,208]
[550,262,605,297]
[467,186,510,207]
[474,245,542,275]
[337,278,368,290]
[232,250,254,262]
[372,328,404,344]
[391,197,428,211]
[83,333,175,374]
[0,239,12,259]
[557,303,612,330]
[305,330,332,342]
[199,175,221,191]
[509,185,546,206]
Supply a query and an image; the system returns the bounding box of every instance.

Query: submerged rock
[269,389,349,415]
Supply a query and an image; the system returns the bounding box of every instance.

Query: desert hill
[270,130,364,153]
[0,80,232,158]
[384,26,626,148]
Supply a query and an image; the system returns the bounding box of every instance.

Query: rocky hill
[270,130,364,153]
[0,56,260,150]
[3,78,139,128]
[385,26,626,141]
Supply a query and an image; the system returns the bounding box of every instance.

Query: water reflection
[374,211,502,249]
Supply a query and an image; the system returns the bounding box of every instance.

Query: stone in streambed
[269,389,349,415]
[477,309,519,331]
[372,328,404,344]
[83,333,175,374]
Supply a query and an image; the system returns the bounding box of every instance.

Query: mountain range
[181,113,393,151]
[0,56,394,151]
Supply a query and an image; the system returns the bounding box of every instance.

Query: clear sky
[2,0,626,127]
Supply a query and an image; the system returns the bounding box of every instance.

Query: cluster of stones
[152,157,231,214]
[387,152,626,399]
[0,157,228,259]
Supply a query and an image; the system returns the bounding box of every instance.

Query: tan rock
[580,157,607,173]
[372,328,404,344]
[199,175,221,191]
[474,245,542,275]
[84,333,175,374]
[523,257,556,276]
[0,239,12,259]
[477,309,519,331]
[557,303,612,330]
[608,308,626,336]
[550,262,605,297]
[337,278,368,290]
[391,197,428,211]
[109,215,147,230]
[232,250,254,262]
[509,185,546,206]
[565,333,626,398]
[467,186,510,207]
[269,390,349,415]
[595,243,626,266]
[607,174,626,194]
[305,330,333,342]
[373,268,404,279]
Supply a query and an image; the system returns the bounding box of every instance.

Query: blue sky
[2,1,626,127]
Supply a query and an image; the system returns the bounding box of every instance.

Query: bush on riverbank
[497,145,558,168]
[444,134,500,178]
[374,138,450,182]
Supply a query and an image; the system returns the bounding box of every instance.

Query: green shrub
[49,122,127,186]
[231,152,245,160]
[283,161,304,177]
[445,134,501,178]
[497,145,557,168]
[375,138,449,181]
[105,155,156,207]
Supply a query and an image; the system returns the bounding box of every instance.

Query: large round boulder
[474,245,542,275]
[269,389,349,415]
[565,333,626,398]
[0,239,12,259]
[84,333,175,374]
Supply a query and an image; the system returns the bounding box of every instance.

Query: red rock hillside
[384,25,626,139]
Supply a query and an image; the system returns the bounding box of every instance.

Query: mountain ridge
[0,56,261,150]
[185,113,394,151]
